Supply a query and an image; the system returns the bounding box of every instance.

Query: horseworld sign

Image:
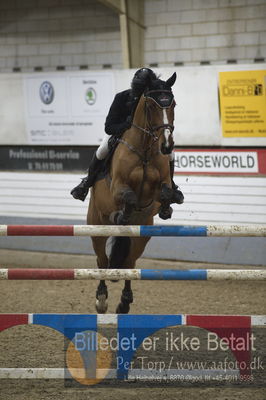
[174,149,266,175]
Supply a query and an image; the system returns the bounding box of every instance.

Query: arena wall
[0,0,265,72]
[144,0,266,67]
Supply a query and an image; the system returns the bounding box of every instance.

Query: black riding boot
[71,154,103,201]
[169,160,184,204]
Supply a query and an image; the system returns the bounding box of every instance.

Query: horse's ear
[166,72,176,87]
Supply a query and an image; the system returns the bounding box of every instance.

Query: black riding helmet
[131,68,157,98]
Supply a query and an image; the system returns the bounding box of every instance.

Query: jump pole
[0,268,266,280]
[0,224,266,237]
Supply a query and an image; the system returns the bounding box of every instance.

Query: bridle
[118,89,175,162]
[133,89,175,140]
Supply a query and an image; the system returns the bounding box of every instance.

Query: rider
[71,68,184,205]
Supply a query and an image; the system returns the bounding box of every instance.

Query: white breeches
[96,133,110,160]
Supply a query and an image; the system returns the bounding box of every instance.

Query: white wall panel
[1,172,265,226]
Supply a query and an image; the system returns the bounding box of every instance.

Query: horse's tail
[108,236,131,269]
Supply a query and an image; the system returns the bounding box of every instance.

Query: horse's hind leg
[91,236,109,314]
[116,280,133,314]
[96,279,108,314]
[116,236,151,314]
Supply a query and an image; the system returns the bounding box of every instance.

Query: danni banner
[174,149,266,175]
[219,70,266,138]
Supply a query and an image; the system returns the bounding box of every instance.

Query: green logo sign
[85,87,96,105]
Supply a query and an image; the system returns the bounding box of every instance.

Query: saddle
[94,136,120,183]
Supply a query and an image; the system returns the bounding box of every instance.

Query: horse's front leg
[110,182,137,225]
[154,156,175,220]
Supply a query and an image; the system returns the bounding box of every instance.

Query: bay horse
[87,72,177,314]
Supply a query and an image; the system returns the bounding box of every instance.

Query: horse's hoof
[159,206,173,220]
[172,190,184,204]
[160,184,173,202]
[109,211,128,225]
[114,210,130,225]
[116,289,133,314]
[116,213,129,226]
[96,295,108,314]
[123,190,137,207]
[116,303,130,314]
[109,210,122,224]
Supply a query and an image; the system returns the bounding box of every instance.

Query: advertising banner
[219,70,266,138]
[174,148,266,175]
[24,72,114,145]
[0,145,96,171]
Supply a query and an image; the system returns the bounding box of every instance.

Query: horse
[87,72,177,314]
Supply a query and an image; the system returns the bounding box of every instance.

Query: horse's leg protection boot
[159,183,173,220]
[71,154,104,201]
[169,160,184,204]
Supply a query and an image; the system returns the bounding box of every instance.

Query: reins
[117,137,147,162]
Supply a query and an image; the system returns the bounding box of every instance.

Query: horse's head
[143,72,176,155]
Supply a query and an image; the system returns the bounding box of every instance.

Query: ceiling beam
[97,0,123,14]
[97,0,144,69]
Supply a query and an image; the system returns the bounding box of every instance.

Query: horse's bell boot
[172,182,184,204]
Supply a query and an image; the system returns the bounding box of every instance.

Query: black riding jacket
[105,89,137,136]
